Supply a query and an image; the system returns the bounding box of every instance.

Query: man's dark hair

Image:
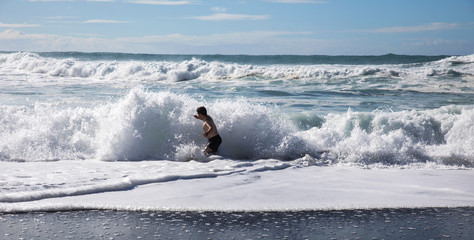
[196,106,207,116]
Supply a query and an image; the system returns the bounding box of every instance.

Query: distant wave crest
[1,52,473,82]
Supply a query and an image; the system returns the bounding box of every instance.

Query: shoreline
[1,207,472,239]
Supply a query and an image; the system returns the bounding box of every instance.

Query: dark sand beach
[1,207,472,239]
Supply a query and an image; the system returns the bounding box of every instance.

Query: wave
[1,88,473,167]
[0,52,472,82]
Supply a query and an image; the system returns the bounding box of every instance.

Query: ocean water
[0,51,473,212]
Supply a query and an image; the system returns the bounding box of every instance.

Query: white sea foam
[1,161,473,212]
[0,159,250,203]
[0,88,472,167]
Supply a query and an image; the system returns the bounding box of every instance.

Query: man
[193,106,222,155]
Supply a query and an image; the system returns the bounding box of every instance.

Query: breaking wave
[0,52,472,82]
[1,88,472,167]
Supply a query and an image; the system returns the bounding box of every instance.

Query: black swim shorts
[207,135,222,153]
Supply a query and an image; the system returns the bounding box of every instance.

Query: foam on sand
[0,159,473,212]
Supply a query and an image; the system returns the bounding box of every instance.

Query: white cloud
[117,31,310,46]
[127,0,197,5]
[83,19,129,23]
[265,0,326,3]
[0,29,51,40]
[28,0,73,2]
[72,33,105,37]
[46,16,77,19]
[211,7,228,13]
[0,22,41,28]
[350,22,459,33]
[190,13,269,21]
[0,29,308,44]
[0,29,114,52]
[4,28,470,55]
[0,29,316,54]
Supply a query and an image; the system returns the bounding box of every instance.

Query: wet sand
[1,207,472,239]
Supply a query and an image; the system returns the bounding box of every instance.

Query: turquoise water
[0,52,473,165]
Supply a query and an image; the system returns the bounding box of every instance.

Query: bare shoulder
[205,116,214,123]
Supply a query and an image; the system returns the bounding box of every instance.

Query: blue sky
[0,0,473,55]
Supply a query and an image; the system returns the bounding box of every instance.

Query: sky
[0,0,473,55]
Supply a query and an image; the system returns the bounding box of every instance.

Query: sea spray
[0,88,298,161]
[96,89,238,161]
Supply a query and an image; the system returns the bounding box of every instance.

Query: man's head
[196,106,207,116]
